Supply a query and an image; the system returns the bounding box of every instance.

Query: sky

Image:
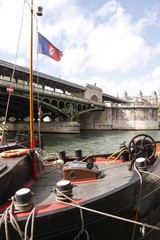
[0,0,160,98]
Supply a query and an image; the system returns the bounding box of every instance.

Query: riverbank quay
[0,121,80,133]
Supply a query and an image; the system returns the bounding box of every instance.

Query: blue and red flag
[38,32,63,61]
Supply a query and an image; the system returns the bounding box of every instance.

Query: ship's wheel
[128,134,156,167]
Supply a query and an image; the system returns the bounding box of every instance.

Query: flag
[38,32,63,61]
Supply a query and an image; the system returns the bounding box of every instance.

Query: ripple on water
[43,130,160,156]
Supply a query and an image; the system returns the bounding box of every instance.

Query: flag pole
[30,0,36,178]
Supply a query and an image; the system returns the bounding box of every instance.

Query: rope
[140,170,160,179]
[24,207,36,240]
[42,152,61,166]
[34,149,64,177]
[55,188,90,240]
[35,19,42,149]
[138,170,160,200]
[35,148,48,162]
[0,197,24,239]
[130,166,160,238]
[105,146,127,163]
[55,188,160,239]
[1,0,26,144]
[78,147,128,165]
[74,209,90,240]
[0,197,36,240]
[80,154,94,162]
[5,209,9,240]
[36,150,63,167]
[131,163,143,240]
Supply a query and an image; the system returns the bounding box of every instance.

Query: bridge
[0,59,126,122]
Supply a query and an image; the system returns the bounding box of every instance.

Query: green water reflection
[43,130,160,156]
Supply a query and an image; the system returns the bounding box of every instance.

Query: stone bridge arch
[91,95,98,102]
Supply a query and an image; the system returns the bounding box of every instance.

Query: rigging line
[55,188,89,240]
[25,0,38,20]
[36,26,42,147]
[140,169,160,179]
[1,0,26,144]
[56,188,160,232]
[131,163,143,240]
[74,208,89,240]
[138,170,160,200]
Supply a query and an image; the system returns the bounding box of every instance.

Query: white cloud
[95,0,121,17]
[152,66,160,78]
[0,0,160,98]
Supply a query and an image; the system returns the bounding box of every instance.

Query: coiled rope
[0,197,35,240]
[35,149,64,177]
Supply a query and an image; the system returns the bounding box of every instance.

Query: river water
[43,130,160,156]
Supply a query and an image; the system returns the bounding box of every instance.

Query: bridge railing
[0,79,105,107]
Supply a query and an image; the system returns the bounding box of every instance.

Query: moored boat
[0,134,160,239]
[1,1,160,239]
[0,131,43,153]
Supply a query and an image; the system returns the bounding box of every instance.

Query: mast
[29,1,43,178]
[30,0,35,151]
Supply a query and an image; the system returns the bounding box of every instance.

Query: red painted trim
[71,178,97,183]
[9,198,86,218]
